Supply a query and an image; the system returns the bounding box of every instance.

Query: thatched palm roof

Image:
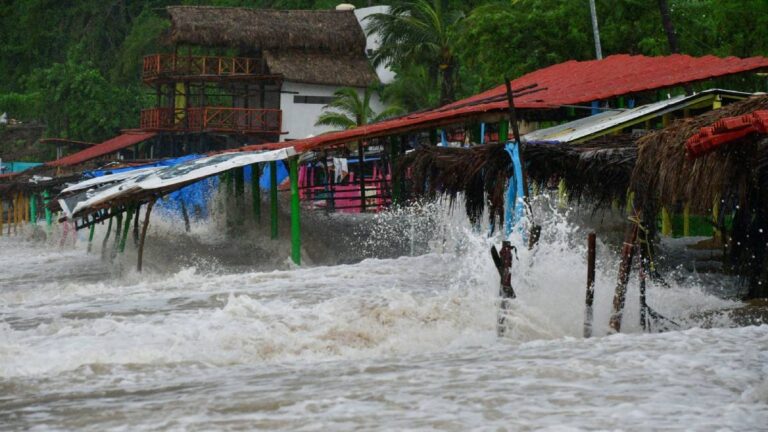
[168,7,366,53]
[631,95,768,213]
[167,6,378,87]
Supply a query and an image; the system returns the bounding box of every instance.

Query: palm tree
[315,87,402,130]
[315,87,401,212]
[365,0,464,106]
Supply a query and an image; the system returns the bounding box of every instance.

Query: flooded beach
[2,206,766,431]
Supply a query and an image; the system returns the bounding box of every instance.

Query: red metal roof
[240,54,768,154]
[46,132,156,167]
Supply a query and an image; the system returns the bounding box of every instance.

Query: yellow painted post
[713,197,721,243]
[625,191,635,214]
[683,203,690,237]
[558,178,568,208]
[661,207,673,237]
[713,95,722,110]
[662,114,671,128]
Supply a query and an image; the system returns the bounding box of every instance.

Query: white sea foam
[0,197,764,430]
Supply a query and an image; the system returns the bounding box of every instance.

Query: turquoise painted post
[87,223,95,253]
[29,193,37,225]
[43,190,52,227]
[289,158,301,265]
[270,161,278,239]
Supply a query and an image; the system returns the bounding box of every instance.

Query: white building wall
[354,6,396,84]
[280,81,384,141]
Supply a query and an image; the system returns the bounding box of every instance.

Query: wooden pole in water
[358,141,366,212]
[137,199,156,272]
[289,157,301,265]
[390,136,401,206]
[101,213,114,260]
[180,198,191,232]
[111,211,123,260]
[584,232,597,337]
[133,204,141,245]
[609,223,639,333]
[270,161,278,239]
[0,198,3,236]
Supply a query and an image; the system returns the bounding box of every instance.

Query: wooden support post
[358,141,366,212]
[390,136,401,206]
[0,198,3,236]
[609,223,639,333]
[712,197,721,243]
[270,161,278,239]
[251,163,261,223]
[137,200,155,272]
[180,199,191,232]
[584,232,597,338]
[683,203,690,237]
[101,213,113,260]
[7,197,12,235]
[133,204,141,245]
[289,157,301,265]
[661,207,672,236]
[23,194,29,223]
[119,206,135,253]
[713,95,722,110]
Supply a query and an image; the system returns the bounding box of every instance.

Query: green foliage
[0,92,41,121]
[366,0,464,105]
[316,87,403,130]
[28,49,141,142]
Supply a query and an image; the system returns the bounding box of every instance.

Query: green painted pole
[29,193,37,225]
[499,120,509,143]
[289,157,301,265]
[87,223,95,253]
[43,190,52,227]
[251,163,261,222]
[119,206,135,253]
[270,161,278,239]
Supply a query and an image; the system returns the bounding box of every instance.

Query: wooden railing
[140,107,282,134]
[142,54,268,79]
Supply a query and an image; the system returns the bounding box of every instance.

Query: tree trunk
[439,61,456,106]
[658,0,680,53]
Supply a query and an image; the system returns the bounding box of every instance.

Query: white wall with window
[279,81,384,141]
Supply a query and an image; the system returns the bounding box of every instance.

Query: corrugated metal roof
[523,89,754,143]
[242,54,768,153]
[46,132,156,167]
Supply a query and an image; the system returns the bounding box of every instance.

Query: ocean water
[1,201,767,431]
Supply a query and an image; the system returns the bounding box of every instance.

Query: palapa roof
[167,6,378,87]
[631,95,768,214]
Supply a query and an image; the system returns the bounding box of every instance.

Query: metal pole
[270,161,278,239]
[589,0,603,60]
[289,157,301,265]
[584,232,596,337]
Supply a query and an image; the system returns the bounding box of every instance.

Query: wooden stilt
[358,141,366,213]
[251,163,261,223]
[101,213,114,260]
[137,200,156,272]
[0,198,3,236]
[609,223,639,333]
[133,204,141,245]
[584,232,597,337]
[180,199,191,232]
